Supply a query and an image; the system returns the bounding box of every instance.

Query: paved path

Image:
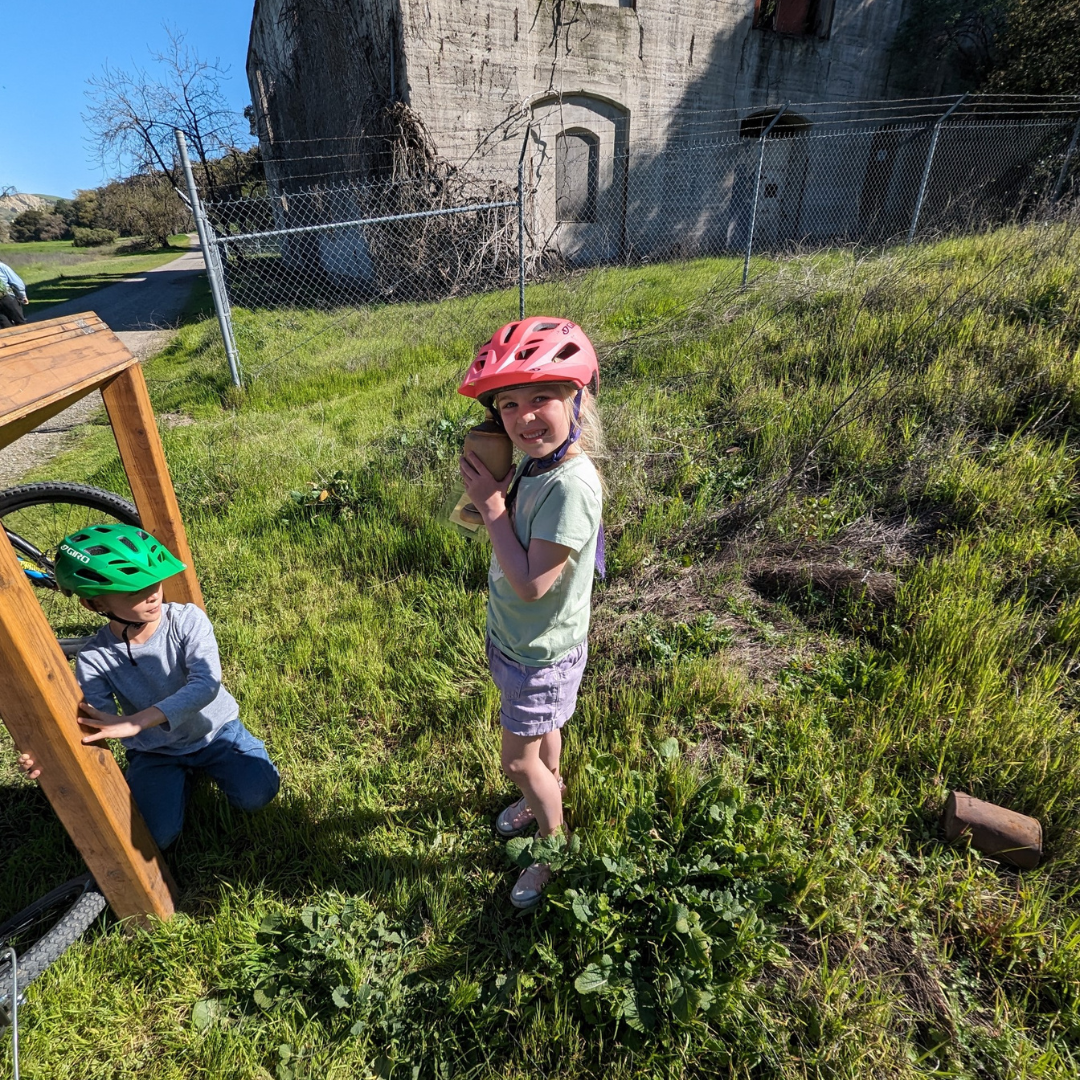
[0,243,205,487]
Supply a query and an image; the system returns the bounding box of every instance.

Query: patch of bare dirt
[749,561,897,606]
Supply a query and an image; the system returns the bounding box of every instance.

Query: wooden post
[101,365,204,610]
[1,312,189,925]
[0,535,176,924]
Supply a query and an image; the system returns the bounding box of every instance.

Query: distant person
[0,260,28,328]
[458,318,604,909]
[16,524,280,851]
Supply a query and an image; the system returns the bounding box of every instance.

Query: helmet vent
[119,566,140,576]
[93,526,113,534]
[500,323,520,343]
[533,321,559,332]
[554,343,580,361]
[517,346,539,362]
[85,545,110,556]
[118,536,139,553]
[71,533,90,542]
[76,568,110,584]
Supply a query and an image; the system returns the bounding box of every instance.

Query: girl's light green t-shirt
[487,453,603,667]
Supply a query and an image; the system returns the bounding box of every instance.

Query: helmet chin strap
[98,606,144,667]
[500,388,606,579]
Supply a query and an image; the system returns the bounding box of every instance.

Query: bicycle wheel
[0,482,141,658]
[0,874,107,1026]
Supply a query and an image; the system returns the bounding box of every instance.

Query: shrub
[72,227,119,247]
[9,208,68,242]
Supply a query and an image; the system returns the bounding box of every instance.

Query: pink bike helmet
[458,318,598,406]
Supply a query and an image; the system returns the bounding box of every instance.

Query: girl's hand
[460,452,513,521]
[78,701,166,744]
[17,753,41,781]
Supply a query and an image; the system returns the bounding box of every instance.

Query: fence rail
[189,96,1080,382]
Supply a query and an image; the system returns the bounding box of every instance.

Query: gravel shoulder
[0,247,205,488]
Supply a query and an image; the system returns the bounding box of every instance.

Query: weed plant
[3,222,1080,1077]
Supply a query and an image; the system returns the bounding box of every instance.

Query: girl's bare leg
[538,727,562,780]
[502,730,563,837]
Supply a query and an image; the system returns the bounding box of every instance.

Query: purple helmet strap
[500,388,605,579]
[535,388,583,469]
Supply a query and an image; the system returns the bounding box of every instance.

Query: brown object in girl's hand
[461,414,514,523]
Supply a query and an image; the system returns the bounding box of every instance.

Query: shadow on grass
[25,272,136,312]
[169,783,503,904]
[1,772,502,921]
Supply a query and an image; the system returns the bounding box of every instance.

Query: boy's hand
[460,452,513,521]
[78,701,166,743]
[17,753,41,781]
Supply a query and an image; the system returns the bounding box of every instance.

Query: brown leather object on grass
[942,791,1042,870]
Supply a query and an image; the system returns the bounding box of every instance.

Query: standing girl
[459,318,604,909]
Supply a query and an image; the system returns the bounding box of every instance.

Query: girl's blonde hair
[572,385,605,465]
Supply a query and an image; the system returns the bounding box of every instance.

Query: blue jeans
[125,719,280,849]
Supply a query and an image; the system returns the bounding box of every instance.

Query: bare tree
[84,25,249,201]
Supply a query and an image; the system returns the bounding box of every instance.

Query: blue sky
[1,2,255,197]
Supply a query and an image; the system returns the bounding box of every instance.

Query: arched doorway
[528,93,630,265]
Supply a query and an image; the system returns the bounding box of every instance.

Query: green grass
[0,235,192,317]
[3,223,1080,1077]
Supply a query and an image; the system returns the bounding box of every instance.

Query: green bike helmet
[54,523,186,598]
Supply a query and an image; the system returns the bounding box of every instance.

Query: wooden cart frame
[0,313,205,924]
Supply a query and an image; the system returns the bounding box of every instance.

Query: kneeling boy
[18,524,279,850]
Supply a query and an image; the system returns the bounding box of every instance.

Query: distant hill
[0,192,61,228]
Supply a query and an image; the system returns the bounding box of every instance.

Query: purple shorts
[486,636,588,738]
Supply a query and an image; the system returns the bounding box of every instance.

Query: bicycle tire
[0,482,141,658]
[0,875,107,1025]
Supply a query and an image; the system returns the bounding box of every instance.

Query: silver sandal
[494,775,566,838]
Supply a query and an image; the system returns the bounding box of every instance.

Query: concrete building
[244,2,1041,275]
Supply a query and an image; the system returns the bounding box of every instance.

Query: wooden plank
[101,366,204,609]
[0,314,136,430]
[0,313,109,355]
[0,531,176,925]
[0,389,99,454]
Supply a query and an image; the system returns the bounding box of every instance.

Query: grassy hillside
[2,223,1080,1078]
[0,236,191,316]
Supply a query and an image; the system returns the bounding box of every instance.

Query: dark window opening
[556,130,599,223]
[739,109,812,139]
[753,0,832,37]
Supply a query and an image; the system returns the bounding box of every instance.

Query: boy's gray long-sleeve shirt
[75,602,239,754]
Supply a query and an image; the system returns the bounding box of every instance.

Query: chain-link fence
[191,95,1080,382]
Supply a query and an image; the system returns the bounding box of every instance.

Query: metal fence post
[518,159,526,320]
[742,103,788,289]
[175,129,243,388]
[518,125,531,320]
[1052,111,1080,203]
[907,94,968,245]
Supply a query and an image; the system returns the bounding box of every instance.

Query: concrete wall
[246,0,920,262]
[249,0,912,163]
